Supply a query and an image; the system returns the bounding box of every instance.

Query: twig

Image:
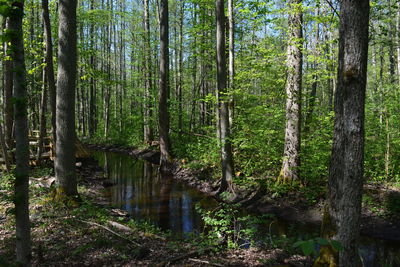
[325,0,339,17]
[161,248,212,266]
[188,258,224,267]
[77,219,150,250]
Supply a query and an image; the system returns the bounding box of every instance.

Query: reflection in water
[91,151,400,264]
[92,151,213,235]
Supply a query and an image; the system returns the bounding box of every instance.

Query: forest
[1,0,400,266]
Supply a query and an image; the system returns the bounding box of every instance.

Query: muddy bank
[84,143,400,242]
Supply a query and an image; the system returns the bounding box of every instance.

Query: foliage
[293,237,343,257]
[196,202,274,249]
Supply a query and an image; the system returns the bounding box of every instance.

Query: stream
[91,150,400,266]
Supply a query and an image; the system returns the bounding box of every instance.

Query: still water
[92,150,214,235]
[91,150,400,266]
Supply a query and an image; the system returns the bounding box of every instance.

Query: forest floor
[2,143,400,266]
[0,157,310,266]
[86,143,400,242]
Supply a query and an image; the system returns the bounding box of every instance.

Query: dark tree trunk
[158,0,172,172]
[4,18,14,151]
[9,0,31,264]
[0,122,10,171]
[278,0,303,184]
[42,0,56,144]
[55,0,78,196]
[216,0,235,195]
[36,67,47,164]
[328,0,369,265]
[304,14,319,133]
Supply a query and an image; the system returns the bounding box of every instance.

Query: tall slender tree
[42,0,56,143]
[328,0,369,265]
[158,0,172,172]
[143,0,153,142]
[228,0,234,126]
[55,0,78,196]
[216,0,235,195]
[277,0,303,184]
[9,0,31,264]
[3,18,13,152]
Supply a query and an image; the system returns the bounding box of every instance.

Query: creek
[91,150,400,266]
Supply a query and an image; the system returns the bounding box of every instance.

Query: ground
[2,143,399,266]
[0,157,310,266]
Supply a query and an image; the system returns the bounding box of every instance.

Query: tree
[277,0,303,184]
[9,0,31,264]
[216,0,235,195]
[328,0,369,265]
[228,0,234,126]
[3,18,13,152]
[42,0,57,144]
[55,0,78,197]
[158,0,172,172]
[143,0,153,142]
[0,122,10,171]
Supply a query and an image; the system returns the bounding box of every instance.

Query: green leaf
[301,241,315,256]
[293,240,304,248]
[315,237,329,246]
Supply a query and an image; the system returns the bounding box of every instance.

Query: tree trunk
[177,1,184,133]
[304,10,319,133]
[0,121,10,171]
[228,0,234,127]
[277,0,303,184]
[36,67,47,164]
[42,0,57,144]
[158,0,172,172]
[143,0,153,142]
[328,0,369,265]
[216,0,235,195]
[55,0,78,196]
[4,18,14,152]
[9,0,31,264]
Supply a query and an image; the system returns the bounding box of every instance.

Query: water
[92,150,215,235]
[91,150,400,266]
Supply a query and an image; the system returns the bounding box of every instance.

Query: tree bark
[177,1,184,133]
[9,0,31,264]
[55,0,78,196]
[42,0,56,144]
[278,0,303,184]
[328,0,369,266]
[216,0,235,195]
[158,0,172,172]
[36,67,47,164]
[228,0,234,127]
[143,0,153,142]
[0,122,10,171]
[4,18,14,152]
[304,9,319,133]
